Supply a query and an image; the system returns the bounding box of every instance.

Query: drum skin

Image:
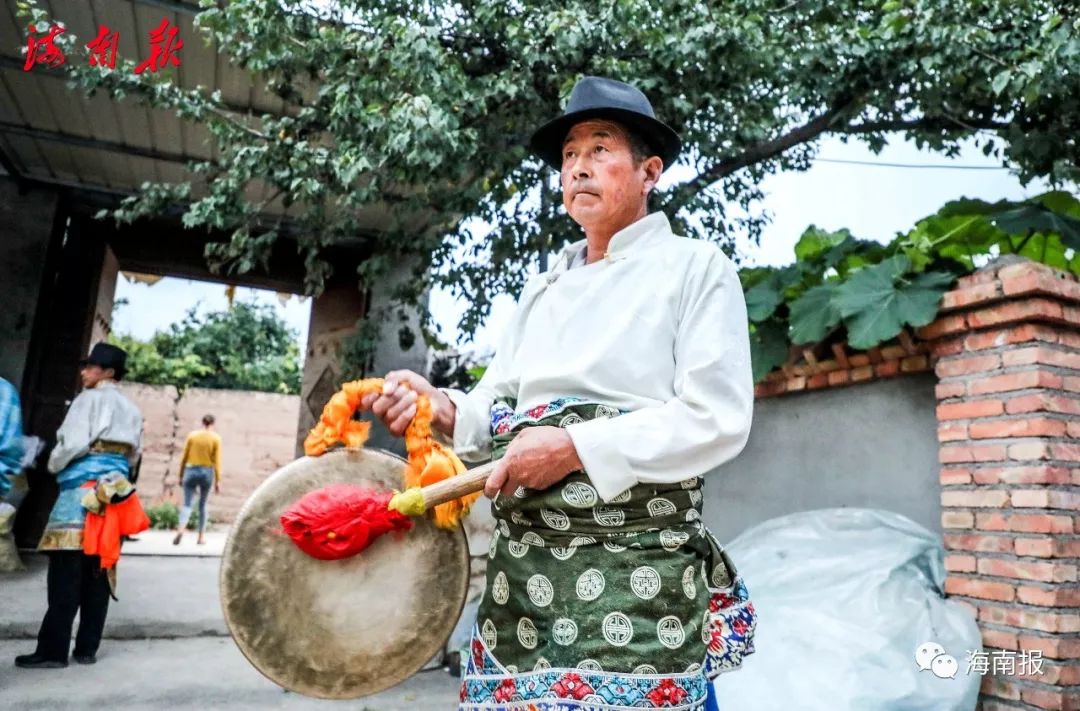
[219,448,471,699]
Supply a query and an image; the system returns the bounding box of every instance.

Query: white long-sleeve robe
[48,381,143,474]
[441,211,754,503]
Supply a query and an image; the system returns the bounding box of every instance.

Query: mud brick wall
[118,382,300,523]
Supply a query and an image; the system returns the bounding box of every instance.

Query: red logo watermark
[24,19,183,73]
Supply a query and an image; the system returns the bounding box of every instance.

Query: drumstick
[281,462,497,560]
[388,461,496,516]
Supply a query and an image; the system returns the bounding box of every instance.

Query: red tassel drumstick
[280,485,413,560]
[280,462,494,560]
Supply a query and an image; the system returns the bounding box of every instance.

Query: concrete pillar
[89,245,119,345]
[0,178,59,388]
[296,263,429,456]
[13,210,108,546]
[297,284,366,455]
[917,256,1080,710]
[364,263,431,440]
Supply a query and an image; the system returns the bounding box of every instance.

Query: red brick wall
[754,338,933,399]
[752,299,937,399]
[749,256,1079,709]
[919,259,1080,711]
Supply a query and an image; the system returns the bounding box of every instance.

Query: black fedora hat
[80,342,128,380]
[530,76,682,170]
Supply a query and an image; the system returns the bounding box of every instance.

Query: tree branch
[766,1,802,14]
[838,116,1010,134]
[670,98,858,202]
[664,105,1012,211]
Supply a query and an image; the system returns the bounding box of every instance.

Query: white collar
[553,212,673,275]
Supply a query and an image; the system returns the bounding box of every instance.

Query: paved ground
[121,528,228,557]
[1,554,227,639]
[0,638,460,710]
[1,547,459,708]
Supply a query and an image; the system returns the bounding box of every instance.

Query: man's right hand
[362,370,456,438]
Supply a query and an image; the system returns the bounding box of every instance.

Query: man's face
[80,364,112,389]
[560,119,661,233]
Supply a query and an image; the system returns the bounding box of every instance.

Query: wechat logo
[915,642,958,679]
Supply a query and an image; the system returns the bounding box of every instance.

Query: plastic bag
[712,508,981,711]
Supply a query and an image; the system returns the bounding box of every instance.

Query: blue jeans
[179,466,213,534]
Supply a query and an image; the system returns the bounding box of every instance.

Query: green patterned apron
[461,400,756,710]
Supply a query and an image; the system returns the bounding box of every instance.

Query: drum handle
[421,461,497,509]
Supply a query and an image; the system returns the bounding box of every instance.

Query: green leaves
[793,227,853,264]
[832,256,954,350]
[109,302,302,394]
[901,213,999,271]
[744,279,784,323]
[904,192,1080,273]
[749,319,790,384]
[744,237,954,371]
[746,190,1078,381]
[788,282,843,345]
[991,70,1012,96]
[744,263,808,323]
[23,0,1078,372]
[991,203,1080,250]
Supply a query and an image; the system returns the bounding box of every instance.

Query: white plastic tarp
[712,508,982,711]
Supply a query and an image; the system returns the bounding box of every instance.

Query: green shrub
[145,501,211,530]
[146,502,178,530]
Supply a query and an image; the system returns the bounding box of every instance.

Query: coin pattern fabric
[460,402,756,710]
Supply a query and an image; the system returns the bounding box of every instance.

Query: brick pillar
[917,256,1080,711]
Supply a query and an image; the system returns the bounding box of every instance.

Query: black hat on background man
[529,76,682,171]
[80,343,128,381]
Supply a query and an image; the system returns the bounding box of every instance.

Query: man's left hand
[484,426,584,499]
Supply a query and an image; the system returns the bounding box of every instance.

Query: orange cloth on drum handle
[302,378,479,530]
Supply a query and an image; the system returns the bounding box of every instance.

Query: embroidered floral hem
[36,527,84,551]
[461,627,710,710]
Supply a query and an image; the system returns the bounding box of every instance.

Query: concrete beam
[0,120,192,165]
[0,55,281,118]
[0,138,27,191]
